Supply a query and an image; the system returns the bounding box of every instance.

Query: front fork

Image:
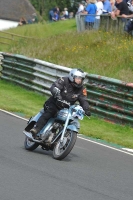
[60,113,79,143]
[60,112,71,143]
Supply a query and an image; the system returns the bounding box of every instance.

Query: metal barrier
[1,52,133,127]
[76,14,128,33]
[0,53,70,95]
[0,52,3,66]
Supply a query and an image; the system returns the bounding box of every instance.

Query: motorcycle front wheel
[53,131,77,160]
[24,136,39,151]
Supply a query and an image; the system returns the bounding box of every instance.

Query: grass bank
[0,79,133,149]
[1,19,133,82]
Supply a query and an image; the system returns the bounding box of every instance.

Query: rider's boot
[30,127,40,138]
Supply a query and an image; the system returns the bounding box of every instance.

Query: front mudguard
[67,125,79,133]
[67,119,80,133]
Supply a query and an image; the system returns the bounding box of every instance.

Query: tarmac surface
[0,110,133,200]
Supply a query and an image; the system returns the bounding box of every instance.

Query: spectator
[60,11,66,20]
[52,7,60,19]
[127,0,133,13]
[64,8,69,19]
[49,9,54,21]
[56,7,60,19]
[110,0,117,12]
[122,13,133,33]
[83,0,97,30]
[52,11,59,22]
[18,17,27,26]
[84,0,90,9]
[111,0,129,21]
[77,2,85,14]
[69,12,74,19]
[102,0,112,14]
[32,13,38,23]
[124,0,130,4]
[94,0,103,29]
[110,0,117,20]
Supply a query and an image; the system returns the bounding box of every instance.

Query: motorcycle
[23,100,85,160]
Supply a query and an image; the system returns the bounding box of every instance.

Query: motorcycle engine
[45,132,54,143]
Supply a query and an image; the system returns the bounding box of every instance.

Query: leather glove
[85,110,91,117]
[56,95,63,108]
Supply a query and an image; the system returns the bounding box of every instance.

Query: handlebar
[57,99,70,108]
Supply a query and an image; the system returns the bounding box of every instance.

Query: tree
[29,0,79,19]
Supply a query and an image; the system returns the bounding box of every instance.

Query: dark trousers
[35,102,59,132]
[85,22,94,30]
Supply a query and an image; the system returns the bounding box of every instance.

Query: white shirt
[77,4,84,14]
[95,1,103,19]
[64,10,68,16]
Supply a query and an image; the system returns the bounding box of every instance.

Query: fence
[0,31,39,45]
[76,14,130,33]
[0,31,18,45]
[1,52,133,127]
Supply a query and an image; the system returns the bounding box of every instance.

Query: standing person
[127,0,133,13]
[110,0,117,12]
[30,69,91,138]
[84,0,97,30]
[102,0,112,14]
[121,11,133,33]
[85,0,90,9]
[77,2,85,14]
[111,0,129,20]
[110,0,117,20]
[94,0,103,29]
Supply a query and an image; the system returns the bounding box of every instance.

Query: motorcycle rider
[30,68,91,138]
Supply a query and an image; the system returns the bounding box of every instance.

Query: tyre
[53,131,77,160]
[24,136,39,151]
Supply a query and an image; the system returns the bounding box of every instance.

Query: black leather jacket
[46,77,90,113]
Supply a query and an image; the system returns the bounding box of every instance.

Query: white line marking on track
[122,148,133,153]
[78,136,133,157]
[1,109,133,157]
[0,109,28,121]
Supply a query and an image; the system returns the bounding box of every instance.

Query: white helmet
[68,68,86,88]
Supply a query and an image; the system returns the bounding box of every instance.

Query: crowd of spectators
[49,6,74,22]
[18,1,133,33]
[76,0,133,32]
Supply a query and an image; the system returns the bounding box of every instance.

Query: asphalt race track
[0,110,133,200]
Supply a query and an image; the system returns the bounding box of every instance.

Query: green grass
[0,79,47,117]
[0,79,133,148]
[0,19,133,148]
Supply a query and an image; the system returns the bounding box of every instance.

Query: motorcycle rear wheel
[53,131,77,160]
[24,136,39,151]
